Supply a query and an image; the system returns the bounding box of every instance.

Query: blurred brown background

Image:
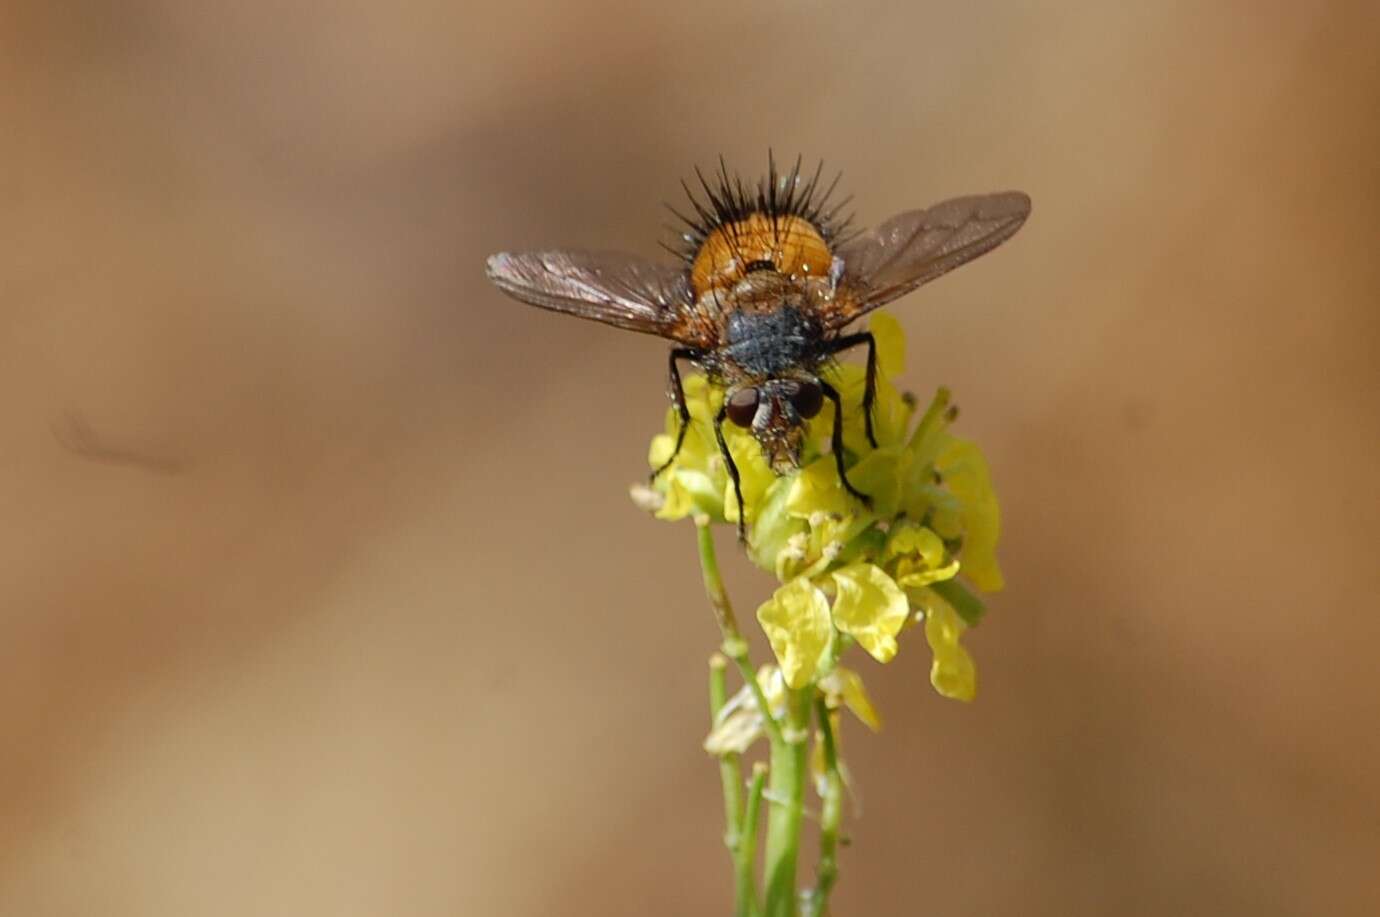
[2,2,1378,914]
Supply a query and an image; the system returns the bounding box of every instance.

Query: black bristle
[664,153,850,267]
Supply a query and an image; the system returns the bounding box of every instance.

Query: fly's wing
[826,191,1030,330]
[486,250,703,343]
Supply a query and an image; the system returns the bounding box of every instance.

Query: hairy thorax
[690,264,838,381]
[681,208,850,377]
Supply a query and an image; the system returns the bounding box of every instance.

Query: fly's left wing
[486,250,705,344]
[825,191,1030,330]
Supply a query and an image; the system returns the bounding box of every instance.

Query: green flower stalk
[631,312,1005,915]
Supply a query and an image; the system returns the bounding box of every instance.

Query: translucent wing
[829,191,1030,329]
[485,249,698,341]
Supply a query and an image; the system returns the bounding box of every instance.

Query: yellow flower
[636,312,1005,700]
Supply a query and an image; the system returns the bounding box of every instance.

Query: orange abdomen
[690,213,833,298]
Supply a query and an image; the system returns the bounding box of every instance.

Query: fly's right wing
[826,191,1031,330]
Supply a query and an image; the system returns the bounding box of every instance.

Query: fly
[486,155,1030,541]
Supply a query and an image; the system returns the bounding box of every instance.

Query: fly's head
[723,376,825,474]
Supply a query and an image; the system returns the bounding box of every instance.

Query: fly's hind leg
[712,402,748,543]
[827,331,879,449]
[650,348,699,481]
[819,379,872,508]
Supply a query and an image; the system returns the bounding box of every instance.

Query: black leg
[650,348,698,482]
[712,402,747,543]
[827,332,879,448]
[819,380,871,508]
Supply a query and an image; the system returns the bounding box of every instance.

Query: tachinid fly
[486,156,1030,542]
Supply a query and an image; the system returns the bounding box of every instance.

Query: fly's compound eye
[790,379,824,419]
[725,387,760,427]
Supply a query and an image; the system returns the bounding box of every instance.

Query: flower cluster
[635,313,1002,707]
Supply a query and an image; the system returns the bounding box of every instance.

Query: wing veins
[830,191,1030,329]
[486,249,705,344]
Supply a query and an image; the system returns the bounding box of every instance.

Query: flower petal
[648,433,677,469]
[819,666,883,731]
[869,310,906,378]
[756,579,833,688]
[918,589,978,701]
[747,477,808,574]
[842,446,906,519]
[936,437,1004,592]
[656,470,723,521]
[885,521,944,565]
[887,521,960,586]
[870,375,913,448]
[704,705,763,755]
[786,456,856,520]
[722,425,774,524]
[896,561,961,588]
[830,563,909,664]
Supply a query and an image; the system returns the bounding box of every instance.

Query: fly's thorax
[718,302,827,380]
[690,213,833,298]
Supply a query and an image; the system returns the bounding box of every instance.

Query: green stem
[737,763,768,917]
[803,699,844,917]
[694,519,784,745]
[695,516,742,642]
[709,655,745,859]
[762,687,811,917]
[695,518,778,916]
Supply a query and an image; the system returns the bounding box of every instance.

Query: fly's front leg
[827,331,879,448]
[650,348,699,481]
[712,402,747,543]
[819,379,871,508]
